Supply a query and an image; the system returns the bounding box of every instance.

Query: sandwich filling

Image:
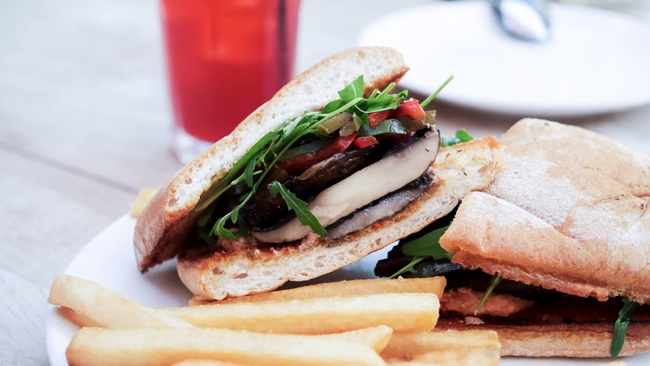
[194,75,451,246]
[374,214,650,357]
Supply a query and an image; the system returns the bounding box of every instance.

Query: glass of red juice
[160,0,301,164]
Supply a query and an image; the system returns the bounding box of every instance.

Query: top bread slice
[440,118,650,304]
[134,47,411,272]
[177,136,502,300]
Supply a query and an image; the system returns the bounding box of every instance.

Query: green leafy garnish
[337,75,365,100]
[196,75,408,241]
[391,226,452,278]
[390,257,428,279]
[269,181,327,236]
[421,75,454,108]
[441,129,474,147]
[401,226,453,259]
[611,298,639,357]
[474,275,502,315]
[196,74,452,242]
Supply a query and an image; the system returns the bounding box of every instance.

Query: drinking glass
[160,0,301,163]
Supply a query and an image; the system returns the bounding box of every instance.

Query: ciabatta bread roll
[134,47,503,300]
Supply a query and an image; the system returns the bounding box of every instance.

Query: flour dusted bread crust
[437,118,650,358]
[178,137,502,299]
[441,118,650,304]
[134,47,410,272]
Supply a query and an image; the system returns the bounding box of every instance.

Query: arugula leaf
[195,129,279,211]
[611,298,639,357]
[338,75,365,100]
[475,275,502,315]
[421,75,454,108]
[390,225,452,278]
[401,226,453,260]
[321,101,343,114]
[270,181,327,236]
[390,256,427,279]
[196,73,452,242]
[358,89,408,113]
[441,129,474,147]
[455,129,473,143]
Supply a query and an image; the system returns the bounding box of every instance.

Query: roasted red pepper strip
[395,98,425,120]
[277,133,358,174]
[332,132,358,151]
[352,135,379,149]
[368,110,392,129]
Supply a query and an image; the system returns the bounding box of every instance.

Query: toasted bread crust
[177,136,502,300]
[441,118,650,304]
[437,320,650,357]
[134,47,410,272]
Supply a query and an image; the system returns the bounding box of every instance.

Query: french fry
[66,327,386,366]
[171,361,243,366]
[57,306,101,327]
[320,326,393,352]
[48,274,192,328]
[381,330,501,366]
[129,188,158,218]
[387,348,500,366]
[161,293,439,334]
[191,277,446,306]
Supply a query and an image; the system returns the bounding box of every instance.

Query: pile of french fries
[49,274,501,366]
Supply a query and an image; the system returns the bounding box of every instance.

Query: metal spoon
[492,0,551,42]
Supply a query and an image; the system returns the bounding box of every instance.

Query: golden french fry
[129,188,158,218]
[192,277,446,306]
[57,306,101,327]
[161,293,439,334]
[169,326,392,365]
[388,348,500,366]
[48,274,192,328]
[171,361,243,366]
[320,326,393,353]
[381,330,500,366]
[188,296,213,306]
[66,327,386,366]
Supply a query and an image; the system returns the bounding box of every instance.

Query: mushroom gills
[326,173,433,239]
[252,128,440,243]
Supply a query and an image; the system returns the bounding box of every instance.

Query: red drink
[160,0,301,163]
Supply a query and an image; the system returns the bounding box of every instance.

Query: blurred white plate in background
[358,0,650,117]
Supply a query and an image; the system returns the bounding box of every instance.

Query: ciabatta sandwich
[134,47,503,300]
[377,118,650,358]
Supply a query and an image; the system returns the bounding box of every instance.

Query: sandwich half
[134,47,503,300]
[378,118,650,357]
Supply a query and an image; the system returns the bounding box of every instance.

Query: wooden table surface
[2,0,649,364]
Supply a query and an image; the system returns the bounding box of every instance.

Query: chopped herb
[195,75,452,242]
[441,129,474,147]
[270,181,327,236]
[611,298,639,357]
[401,226,453,259]
[475,275,502,315]
[421,75,454,108]
[390,225,453,278]
[390,257,428,279]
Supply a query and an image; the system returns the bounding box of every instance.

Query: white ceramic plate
[358,0,650,117]
[46,215,649,365]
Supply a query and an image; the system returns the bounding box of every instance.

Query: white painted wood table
[1,0,649,364]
